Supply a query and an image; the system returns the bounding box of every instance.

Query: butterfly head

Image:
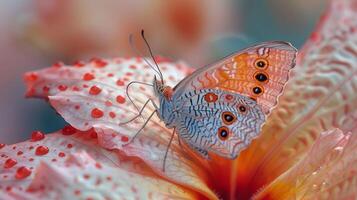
[153,76,173,101]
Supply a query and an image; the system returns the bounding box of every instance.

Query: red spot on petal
[4,158,17,169]
[62,125,77,135]
[29,158,34,162]
[129,65,137,69]
[121,136,129,142]
[154,56,171,63]
[116,79,124,86]
[58,85,68,91]
[109,112,116,118]
[15,167,32,179]
[91,58,107,68]
[89,86,102,95]
[31,131,45,142]
[91,108,104,118]
[116,95,126,104]
[105,101,113,106]
[136,57,142,62]
[58,152,66,157]
[73,60,85,67]
[35,146,49,156]
[52,62,64,68]
[67,144,73,149]
[0,144,5,149]
[17,151,23,156]
[83,174,90,179]
[72,86,80,91]
[25,73,38,81]
[75,105,80,110]
[95,163,102,169]
[42,86,50,93]
[83,73,95,81]
[125,72,133,76]
[107,73,114,77]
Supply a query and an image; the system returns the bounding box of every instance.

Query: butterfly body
[153,41,297,159]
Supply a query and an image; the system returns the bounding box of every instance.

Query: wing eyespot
[204,92,218,103]
[218,126,230,141]
[252,86,264,96]
[237,104,248,114]
[222,94,235,103]
[254,58,269,70]
[254,72,269,83]
[221,111,237,125]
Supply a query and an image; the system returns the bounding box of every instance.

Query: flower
[1,0,357,199]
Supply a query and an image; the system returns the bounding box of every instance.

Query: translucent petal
[253,129,357,200]
[0,129,202,199]
[230,0,357,198]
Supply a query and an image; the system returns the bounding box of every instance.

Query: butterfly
[126,32,297,169]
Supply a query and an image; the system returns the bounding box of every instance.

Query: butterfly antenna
[129,33,161,77]
[141,30,164,84]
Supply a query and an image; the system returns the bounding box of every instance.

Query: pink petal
[25,57,190,138]
[24,59,217,198]
[232,0,357,197]
[253,129,357,199]
[0,129,202,199]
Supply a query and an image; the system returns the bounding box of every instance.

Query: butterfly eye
[254,59,268,69]
[218,126,230,141]
[221,111,237,125]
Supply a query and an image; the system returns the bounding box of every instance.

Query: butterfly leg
[162,128,176,172]
[125,80,154,112]
[123,110,156,146]
[119,98,158,125]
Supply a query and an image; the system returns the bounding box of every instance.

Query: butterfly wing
[175,89,265,159]
[173,41,297,114]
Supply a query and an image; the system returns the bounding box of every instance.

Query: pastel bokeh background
[0,0,326,144]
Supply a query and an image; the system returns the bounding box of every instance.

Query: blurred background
[0,0,326,144]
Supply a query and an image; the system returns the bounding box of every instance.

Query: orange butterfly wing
[173,41,297,114]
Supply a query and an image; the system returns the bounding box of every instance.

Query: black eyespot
[253,86,263,94]
[221,111,237,125]
[224,114,234,122]
[255,59,268,69]
[220,129,228,138]
[239,105,246,112]
[255,73,268,82]
[218,126,229,140]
